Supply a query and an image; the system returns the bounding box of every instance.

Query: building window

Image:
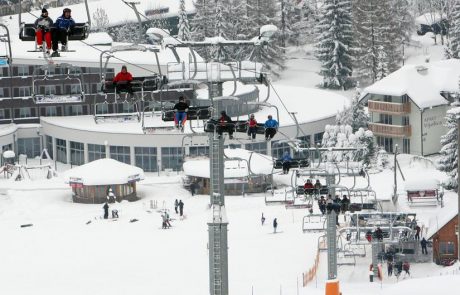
[96,103,109,114]
[110,145,130,164]
[88,144,106,162]
[380,113,392,125]
[401,94,409,103]
[17,138,41,158]
[314,132,324,146]
[0,88,4,97]
[70,141,84,166]
[439,241,455,255]
[245,142,267,155]
[0,109,4,119]
[402,116,410,126]
[271,141,291,159]
[42,85,56,95]
[161,147,183,171]
[189,146,209,157]
[135,147,158,172]
[46,135,53,159]
[383,95,392,102]
[18,107,31,118]
[403,139,410,154]
[17,65,29,76]
[377,136,393,153]
[56,138,67,163]
[18,87,31,97]
[45,106,58,116]
[65,105,83,116]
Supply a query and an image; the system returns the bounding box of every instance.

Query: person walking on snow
[415,225,421,240]
[387,260,393,276]
[273,218,278,233]
[261,213,266,225]
[174,199,179,214]
[103,202,109,219]
[178,200,184,217]
[421,237,428,255]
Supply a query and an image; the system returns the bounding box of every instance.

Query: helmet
[63,8,71,13]
[179,96,185,101]
[268,115,272,119]
[221,111,226,115]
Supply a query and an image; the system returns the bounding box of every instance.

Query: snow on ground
[0,154,459,295]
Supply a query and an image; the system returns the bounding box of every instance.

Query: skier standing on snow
[273,218,278,233]
[261,213,266,225]
[174,199,179,214]
[421,237,428,254]
[178,200,184,217]
[103,202,109,219]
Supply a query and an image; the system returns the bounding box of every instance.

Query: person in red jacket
[247,114,258,140]
[304,179,314,195]
[113,65,133,94]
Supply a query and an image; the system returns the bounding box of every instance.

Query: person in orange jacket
[113,65,133,94]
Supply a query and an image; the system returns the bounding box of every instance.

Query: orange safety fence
[302,240,324,287]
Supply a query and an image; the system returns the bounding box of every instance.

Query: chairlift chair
[18,0,91,51]
[32,63,85,104]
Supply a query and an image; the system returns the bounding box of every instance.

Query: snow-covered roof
[404,178,439,191]
[362,60,460,109]
[0,124,17,137]
[63,158,144,185]
[183,148,273,178]
[426,205,458,239]
[415,12,445,26]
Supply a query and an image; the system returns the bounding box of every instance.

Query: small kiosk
[64,158,144,204]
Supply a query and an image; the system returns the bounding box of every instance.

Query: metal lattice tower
[326,210,338,280]
[371,241,380,277]
[207,81,229,295]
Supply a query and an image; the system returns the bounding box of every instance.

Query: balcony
[368,100,411,115]
[369,123,411,138]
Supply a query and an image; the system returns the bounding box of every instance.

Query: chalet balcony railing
[368,100,411,114]
[368,123,411,138]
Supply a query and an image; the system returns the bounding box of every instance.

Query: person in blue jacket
[281,151,292,174]
[264,114,278,140]
[51,8,75,57]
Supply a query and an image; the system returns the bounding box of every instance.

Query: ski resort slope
[0,154,459,295]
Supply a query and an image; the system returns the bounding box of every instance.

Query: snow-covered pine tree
[315,0,354,90]
[92,8,109,32]
[438,106,460,191]
[336,86,369,132]
[353,128,375,166]
[190,0,214,41]
[291,0,319,45]
[209,0,230,61]
[177,0,191,41]
[375,45,390,81]
[376,147,390,170]
[247,0,286,78]
[449,1,460,58]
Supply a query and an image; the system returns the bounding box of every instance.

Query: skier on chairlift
[173,96,189,131]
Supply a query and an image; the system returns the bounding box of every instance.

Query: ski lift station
[0,4,349,176]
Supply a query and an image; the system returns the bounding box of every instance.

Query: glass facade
[17,138,41,158]
[245,142,267,155]
[135,147,158,172]
[70,141,84,166]
[314,132,324,147]
[65,105,84,116]
[45,135,53,159]
[189,146,209,157]
[110,145,130,164]
[56,138,67,163]
[271,141,291,159]
[161,147,183,171]
[88,144,106,162]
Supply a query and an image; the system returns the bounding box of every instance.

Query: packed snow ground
[0,153,459,295]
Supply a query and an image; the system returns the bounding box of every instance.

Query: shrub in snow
[376,148,389,170]
[336,86,369,132]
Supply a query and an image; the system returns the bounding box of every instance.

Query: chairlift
[18,0,91,51]
[93,95,140,123]
[302,214,326,232]
[32,63,85,104]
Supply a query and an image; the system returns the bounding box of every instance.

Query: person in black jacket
[178,199,184,217]
[217,111,234,139]
[273,218,278,233]
[173,96,189,129]
[421,237,428,254]
[103,202,109,219]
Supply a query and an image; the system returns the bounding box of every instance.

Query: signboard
[0,58,8,67]
[128,174,141,183]
[69,177,83,188]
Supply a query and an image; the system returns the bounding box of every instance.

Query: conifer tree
[449,1,460,58]
[438,106,460,191]
[315,0,354,90]
[336,87,369,132]
[177,0,191,41]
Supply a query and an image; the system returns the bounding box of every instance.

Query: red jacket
[304,182,314,189]
[113,71,133,83]
[248,118,257,128]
